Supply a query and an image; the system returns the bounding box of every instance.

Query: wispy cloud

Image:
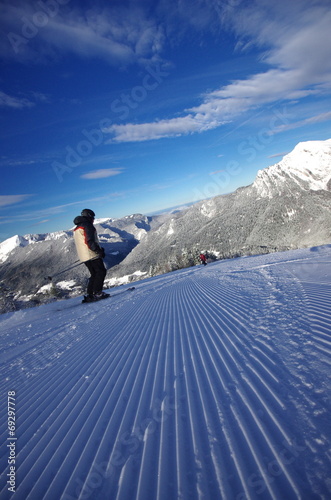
[1,2,166,66]
[271,110,331,134]
[268,152,290,159]
[0,91,34,109]
[106,114,226,143]
[0,195,122,226]
[27,219,50,228]
[105,1,331,143]
[2,0,330,142]
[0,194,33,207]
[210,169,225,175]
[80,168,124,179]
[0,90,50,109]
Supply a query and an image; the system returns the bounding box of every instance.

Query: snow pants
[84,258,107,295]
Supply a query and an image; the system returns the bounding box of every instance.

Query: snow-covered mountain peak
[253,138,331,198]
[0,234,28,263]
[94,217,114,225]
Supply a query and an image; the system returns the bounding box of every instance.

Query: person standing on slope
[73,209,109,303]
[199,253,207,266]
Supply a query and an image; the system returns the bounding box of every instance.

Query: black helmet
[81,208,95,219]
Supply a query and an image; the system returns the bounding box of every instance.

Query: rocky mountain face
[108,139,331,281]
[0,139,330,311]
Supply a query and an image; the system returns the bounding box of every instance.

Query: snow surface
[0,246,330,500]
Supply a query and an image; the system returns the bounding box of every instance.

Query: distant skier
[73,209,109,302]
[199,253,207,266]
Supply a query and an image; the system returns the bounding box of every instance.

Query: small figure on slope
[73,209,109,303]
[199,253,207,266]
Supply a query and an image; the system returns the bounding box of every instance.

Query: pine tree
[0,282,18,314]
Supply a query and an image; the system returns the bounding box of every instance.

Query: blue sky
[0,0,331,241]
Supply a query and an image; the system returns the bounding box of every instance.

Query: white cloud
[106,114,226,143]
[1,2,166,66]
[2,0,330,143]
[28,219,50,227]
[268,152,290,159]
[0,91,34,109]
[0,194,33,207]
[0,90,50,109]
[271,111,331,134]
[81,168,124,179]
[105,1,331,143]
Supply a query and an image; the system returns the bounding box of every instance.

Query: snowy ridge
[0,246,330,499]
[0,214,156,303]
[0,232,72,263]
[0,235,28,263]
[253,139,331,198]
[0,214,152,264]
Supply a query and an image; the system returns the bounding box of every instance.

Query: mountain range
[0,138,330,311]
[0,214,159,309]
[109,138,331,281]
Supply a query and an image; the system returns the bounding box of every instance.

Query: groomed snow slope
[0,246,330,500]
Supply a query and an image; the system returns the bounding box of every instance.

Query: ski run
[0,245,330,500]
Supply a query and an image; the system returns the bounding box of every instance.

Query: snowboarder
[73,209,109,302]
[199,253,207,265]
